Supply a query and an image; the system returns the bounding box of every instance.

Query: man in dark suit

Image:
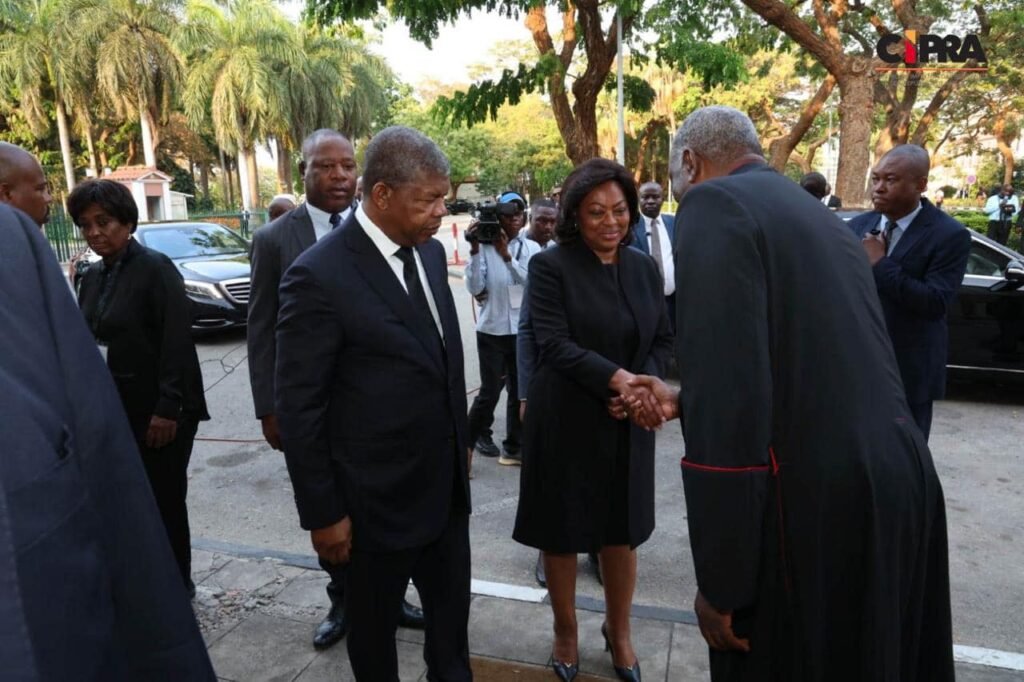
[247,129,423,650]
[0,203,215,680]
[632,181,676,327]
[848,145,971,439]
[276,126,473,681]
[0,142,52,227]
[630,106,954,681]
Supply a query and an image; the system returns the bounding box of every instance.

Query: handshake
[607,370,681,431]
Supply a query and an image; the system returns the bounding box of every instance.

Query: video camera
[467,200,521,244]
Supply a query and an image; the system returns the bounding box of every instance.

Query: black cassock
[674,163,954,682]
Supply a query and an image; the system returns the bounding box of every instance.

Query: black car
[837,211,1024,380]
[445,198,476,214]
[130,222,250,332]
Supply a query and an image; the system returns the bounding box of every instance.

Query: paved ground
[185,249,1024,679]
[193,548,1023,681]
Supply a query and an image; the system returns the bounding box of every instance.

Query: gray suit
[0,203,214,680]
[247,203,317,418]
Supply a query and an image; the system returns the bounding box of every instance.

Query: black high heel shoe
[601,623,642,682]
[549,654,579,681]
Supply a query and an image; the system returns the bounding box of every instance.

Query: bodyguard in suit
[0,203,215,680]
[247,129,423,649]
[848,145,971,439]
[276,126,473,681]
[631,181,677,328]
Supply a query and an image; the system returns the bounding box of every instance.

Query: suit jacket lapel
[344,220,446,378]
[631,218,651,254]
[292,203,316,253]
[890,203,933,261]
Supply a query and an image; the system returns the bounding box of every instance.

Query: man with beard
[247,129,424,651]
[0,142,52,227]
[628,106,954,682]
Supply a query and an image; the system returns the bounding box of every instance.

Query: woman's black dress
[513,241,673,553]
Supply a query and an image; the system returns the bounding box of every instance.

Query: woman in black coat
[71,180,209,595]
[513,160,673,681]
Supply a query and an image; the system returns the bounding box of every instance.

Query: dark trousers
[138,417,199,588]
[346,512,472,682]
[988,219,1011,246]
[468,332,521,452]
[909,401,934,441]
[320,557,347,606]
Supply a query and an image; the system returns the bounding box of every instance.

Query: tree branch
[768,74,837,169]
[741,0,844,75]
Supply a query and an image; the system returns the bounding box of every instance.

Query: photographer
[465,192,538,466]
[985,184,1019,246]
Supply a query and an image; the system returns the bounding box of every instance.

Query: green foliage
[603,75,657,113]
[432,61,552,128]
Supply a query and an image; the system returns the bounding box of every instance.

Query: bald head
[869,145,931,219]
[299,129,357,214]
[267,195,296,221]
[0,142,52,226]
[670,106,764,202]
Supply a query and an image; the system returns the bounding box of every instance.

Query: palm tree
[179,0,299,209]
[78,0,184,169]
[0,0,90,191]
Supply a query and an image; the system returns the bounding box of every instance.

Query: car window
[138,225,248,259]
[965,239,1011,277]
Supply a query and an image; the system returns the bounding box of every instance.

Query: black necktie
[395,246,438,335]
[329,212,342,230]
[881,217,896,253]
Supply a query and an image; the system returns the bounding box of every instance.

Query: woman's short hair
[555,158,638,245]
[67,179,139,233]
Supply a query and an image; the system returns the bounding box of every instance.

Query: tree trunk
[835,65,875,207]
[199,163,210,202]
[83,123,99,178]
[237,149,252,210]
[768,75,836,170]
[993,116,1016,186]
[55,99,75,192]
[275,138,292,194]
[219,148,233,208]
[246,148,260,209]
[140,102,157,168]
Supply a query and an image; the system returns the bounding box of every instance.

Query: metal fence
[44,207,87,263]
[44,209,269,262]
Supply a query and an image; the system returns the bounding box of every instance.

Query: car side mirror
[989,260,1024,292]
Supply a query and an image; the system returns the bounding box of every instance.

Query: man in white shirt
[247,129,424,652]
[632,181,677,329]
[465,191,532,465]
[984,185,1019,245]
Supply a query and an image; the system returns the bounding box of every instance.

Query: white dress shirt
[880,202,924,256]
[355,204,444,340]
[644,214,676,296]
[306,202,353,242]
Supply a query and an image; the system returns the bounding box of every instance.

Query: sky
[278,1,534,87]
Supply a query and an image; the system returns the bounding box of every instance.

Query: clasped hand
[606,370,679,430]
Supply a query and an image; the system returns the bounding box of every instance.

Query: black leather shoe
[602,623,641,682]
[313,601,348,650]
[535,552,547,587]
[398,599,425,629]
[475,436,500,457]
[550,655,579,681]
